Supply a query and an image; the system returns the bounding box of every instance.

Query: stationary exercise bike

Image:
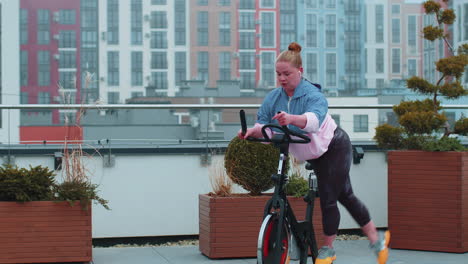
[239,110,320,264]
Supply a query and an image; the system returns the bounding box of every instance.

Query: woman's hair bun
[288,42,302,53]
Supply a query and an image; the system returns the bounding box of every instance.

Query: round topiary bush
[224,137,287,195]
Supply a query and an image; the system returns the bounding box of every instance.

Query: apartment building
[388,0,423,87]
[19,0,83,142]
[453,0,468,88]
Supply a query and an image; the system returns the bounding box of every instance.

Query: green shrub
[0,163,109,210]
[374,0,468,151]
[54,180,109,210]
[284,173,308,198]
[224,137,287,195]
[0,165,55,202]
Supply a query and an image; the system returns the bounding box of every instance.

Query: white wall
[13,150,388,238]
[0,0,20,144]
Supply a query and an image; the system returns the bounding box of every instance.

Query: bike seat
[305,160,317,170]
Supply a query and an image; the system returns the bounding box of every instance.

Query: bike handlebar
[239,110,311,144]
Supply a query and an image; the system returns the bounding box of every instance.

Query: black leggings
[309,127,371,236]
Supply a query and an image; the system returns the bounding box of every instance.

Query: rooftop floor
[92,240,467,264]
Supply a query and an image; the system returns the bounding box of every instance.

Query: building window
[107,92,120,104]
[198,0,208,5]
[375,5,384,43]
[239,0,255,9]
[59,9,76,25]
[240,52,255,69]
[20,92,29,104]
[261,52,275,86]
[151,31,167,48]
[59,72,76,90]
[59,51,76,69]
[151,52,167,69]
[175,52,186,85]
[326,0,336,9]
[261,12,274,47]
[81,50,98,88]
[151,11,167,29]
[38,92,50,104]
[408,15,417,52]
[151,72,168,89]
[376,49,384,73]
[107,0,119,44]
[175,0,186,45]
[392,18,400,44]
[306,53,318,82]
[20,9,28,44]
[306,0,318,8]
[20,50,28,87]
[354,115,368,132]
[408,59,417,77]
[59,31,76,48]
[38,51,50,87]
[392,48,401,74]
[306,14,317,47]
[197,11,209,46]
[219,0,231,6]
[326,53,336,87]
[240,32,255,49]
[131,52,143,86]
[325,14,336,48]
[60,112,77,124]
[198,52,209,81]
[107,51,119,86]
[239,12,255,29]
[219,12,231,46]
[131,0,143,45]
[280,13,295,50]
[37,9,50,45]
[392,4,400,14]
[261,0,274,8]
[464,3,468,41]
[331,114,340,127]
[219,52,231,81]
[152,0,166,4]
[240,72,255,89]
[376,79,385,89]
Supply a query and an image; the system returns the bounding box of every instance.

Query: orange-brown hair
[276,42,302,68]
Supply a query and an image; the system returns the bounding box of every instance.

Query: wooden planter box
[0,201,92,263]
[199,193,323,259]
[388,151,468,253]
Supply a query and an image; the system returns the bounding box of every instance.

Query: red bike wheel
[257,214,290,264]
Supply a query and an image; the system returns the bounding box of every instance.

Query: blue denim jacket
[257,78,328,134]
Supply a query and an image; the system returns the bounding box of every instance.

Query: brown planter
[388,151,468,253]
[199,193,323,259]
[0,201,92,263]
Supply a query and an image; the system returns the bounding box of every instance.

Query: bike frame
[262,134,319,263]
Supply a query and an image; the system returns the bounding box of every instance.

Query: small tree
[375,0,468,151]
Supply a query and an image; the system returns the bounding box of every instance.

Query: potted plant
[374,0,468,253]
[199,137,323,258]
[0,161,109,263]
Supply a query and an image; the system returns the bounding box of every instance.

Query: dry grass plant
[208,159,233,197]
[55,72,109,210]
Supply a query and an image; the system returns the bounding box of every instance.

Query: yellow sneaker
[370,231,390,264]
[315,246,337,264]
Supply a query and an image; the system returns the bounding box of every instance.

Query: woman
[238,42,390,264]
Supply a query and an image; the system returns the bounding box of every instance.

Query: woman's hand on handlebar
[237,125,263,140]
